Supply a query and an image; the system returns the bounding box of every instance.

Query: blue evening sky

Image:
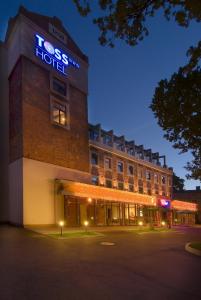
[0,1,200,189]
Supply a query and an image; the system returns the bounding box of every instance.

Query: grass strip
[48,231,103,239]
[189,242,201,251]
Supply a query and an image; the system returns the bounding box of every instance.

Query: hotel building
[0,7,197,227]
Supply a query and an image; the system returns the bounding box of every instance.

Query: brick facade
[9,58,23,163]
[9,56,89,172]
[89,145,172,198]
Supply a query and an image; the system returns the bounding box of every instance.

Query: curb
[185,242,201,256]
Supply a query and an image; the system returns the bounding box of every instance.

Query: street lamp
[59,220,64,236]
[84,220,89,232]
[161,221,166,227]
[138,221,143,227]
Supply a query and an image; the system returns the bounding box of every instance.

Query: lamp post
[59,220,64,236]
[161,221,166,227]
[138,221,143,230]
[84,220,89,232]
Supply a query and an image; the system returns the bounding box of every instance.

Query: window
[52,101,68,127]
[147,189,152,195]
[139,206,143,217]
[89,130,99,141]
[129,184,134,192]
[52,77,67,97]
[126,148,134,156]
[102,135,112,146]
[91,152,98,165]
[138,179,143,194]
[115,143,124,151]
[168,177,172,186]
[128,164,134,175]
[138,168,143,179]
[155,184,159,195]
[105,179,112,188]
[105,157,112,169]
[154,173,159,184]
[92,176,98,185]
[146,170,151,180]
[161,175,166,185]
[118,182,124,190]
[117,161,124,173]
[139,186,143,194]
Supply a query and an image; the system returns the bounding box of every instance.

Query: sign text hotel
[35,34,79,76]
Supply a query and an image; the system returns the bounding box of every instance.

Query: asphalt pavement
[0,225,201,300]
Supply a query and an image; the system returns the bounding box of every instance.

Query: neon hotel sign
[159,198,171,208]
[35,34,80,76]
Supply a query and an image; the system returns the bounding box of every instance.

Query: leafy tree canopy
[73,0,201,180]
[150,68,201,181]
[73,1,200,48]
[173,172,185,192]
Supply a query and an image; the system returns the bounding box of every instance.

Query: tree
[73,0,201,180]
[73,1,201,48]
[150,69,201,181]
[172,172,185,192]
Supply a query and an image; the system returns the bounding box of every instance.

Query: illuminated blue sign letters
[35,34,79,76]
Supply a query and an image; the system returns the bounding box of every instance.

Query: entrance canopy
[60,180,157,206]
[172,200,197,212]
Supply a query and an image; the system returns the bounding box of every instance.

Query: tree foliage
[73,0,201,180]
[73,0,201,48]
[150,69,201,181]
[173,172,185,191]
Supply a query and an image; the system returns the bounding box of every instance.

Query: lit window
[92,176,98,185]
[146,170,151,180]
[91,152,98,165]
[52,77,67,96]
[105,157,112,169]
[154,173,159,183]
[139,207,143,217]
[117,161,123,173]
[52,102,67,126]
[128,165,134,175]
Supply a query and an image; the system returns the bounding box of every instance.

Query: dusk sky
[1,1,200,189]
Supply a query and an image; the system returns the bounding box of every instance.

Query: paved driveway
[0,225,201,300]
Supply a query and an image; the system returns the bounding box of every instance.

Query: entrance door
[64,197,79,226]
[106,206,112,225]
